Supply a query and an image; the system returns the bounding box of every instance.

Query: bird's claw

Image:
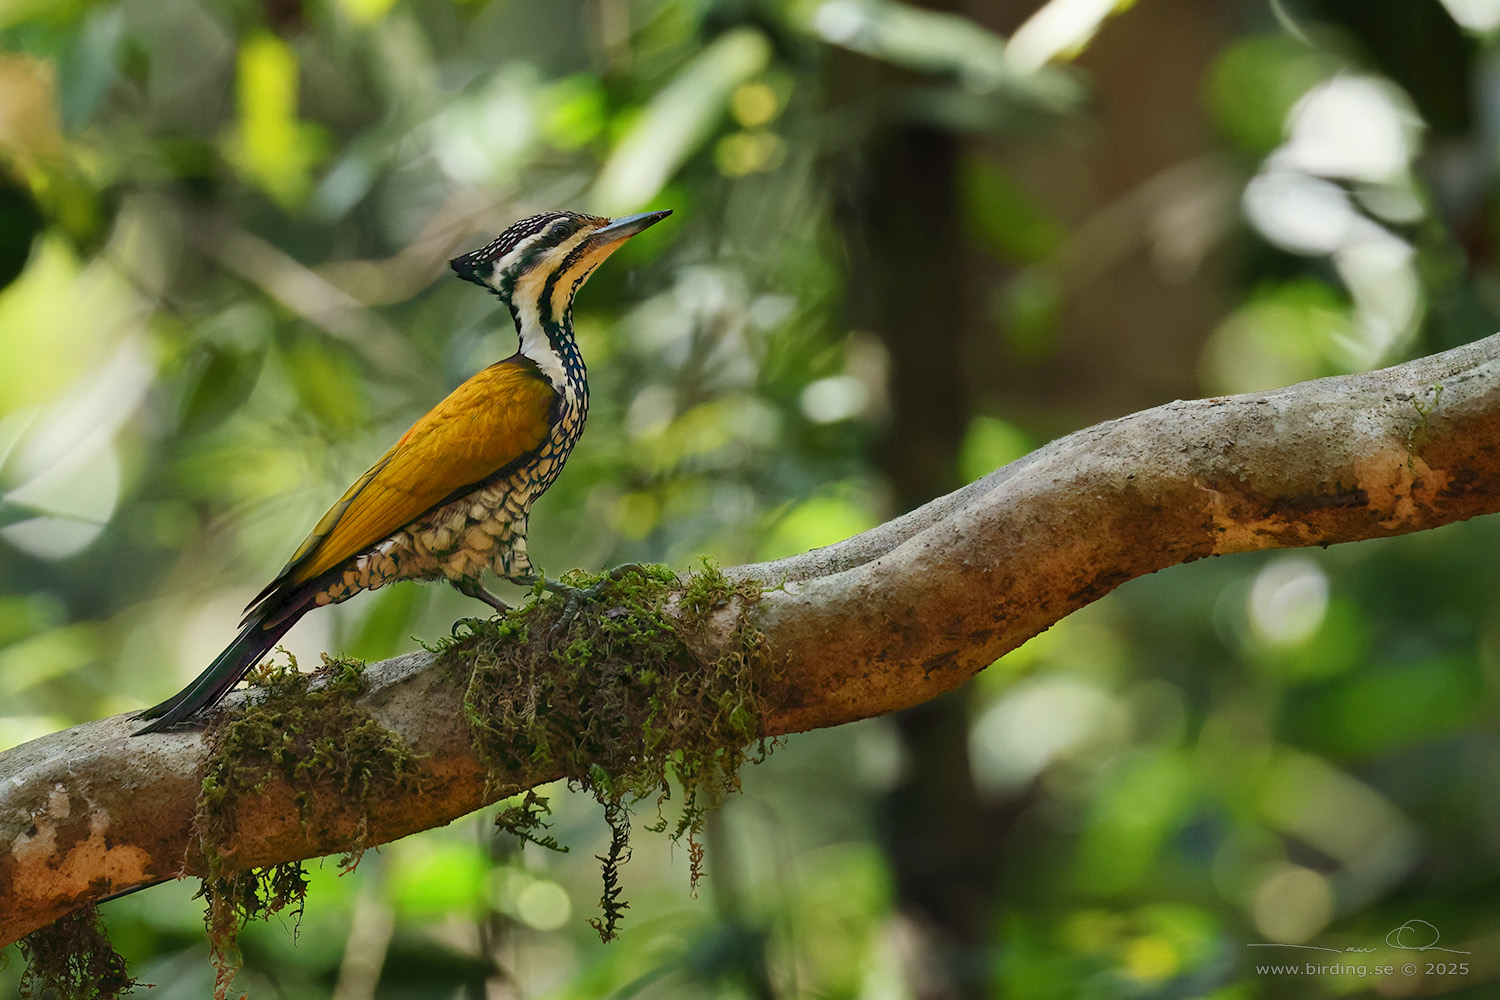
[551,588,588,637]
[451,616,490,638]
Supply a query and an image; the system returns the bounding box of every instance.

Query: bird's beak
[590,209,672,247]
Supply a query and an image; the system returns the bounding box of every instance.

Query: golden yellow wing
[257,357,556,603]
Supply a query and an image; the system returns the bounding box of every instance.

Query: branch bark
[7,333,1500,946]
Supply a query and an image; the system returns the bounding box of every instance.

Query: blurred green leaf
[225,32,329,208]
[1202,279,1354,393]
[342,581,423,662]
[958,414,1032,482]
[759,484,879,560]
[387,840,491,916]
[176,340,265,435]
[0,623,100,696]
[334,0,399,27]
[806,0,1081,107]
[56,5,122,131]
[544,74,608,151]
[1073,750,1195,894]
[992,268,1064,362]
[283,339,369,433]
[592,27,771,213]
[1204,35,1339,154]
[961,154,1066,264]
[1253,596,1370,683]
[1289,653,1483,757]
[0,592,63,646]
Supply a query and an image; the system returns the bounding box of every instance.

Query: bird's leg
[451,577,511,614]
[449,579,511,636]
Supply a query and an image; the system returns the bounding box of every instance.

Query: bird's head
[450,210,672,315]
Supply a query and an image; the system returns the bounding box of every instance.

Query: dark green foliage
[0,177,42,291]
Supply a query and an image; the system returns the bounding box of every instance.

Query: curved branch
[7,333,1500,946]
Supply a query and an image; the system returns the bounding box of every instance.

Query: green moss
[455,560,775,941]
[15,906,135,1000]
[494,789,565,852]
[194,652,418,996]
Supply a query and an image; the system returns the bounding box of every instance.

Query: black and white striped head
[450,210,671,320]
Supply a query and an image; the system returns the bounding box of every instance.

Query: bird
[133,208,672,735]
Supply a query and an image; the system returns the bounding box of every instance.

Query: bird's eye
[547,219,575,240]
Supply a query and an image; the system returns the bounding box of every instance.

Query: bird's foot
[518,564,649,634]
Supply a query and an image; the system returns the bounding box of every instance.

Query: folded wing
[250,358,557,617]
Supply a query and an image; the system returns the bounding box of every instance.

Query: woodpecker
[134,209,671,735]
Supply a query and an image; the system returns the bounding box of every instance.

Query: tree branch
[7,332,1500,946]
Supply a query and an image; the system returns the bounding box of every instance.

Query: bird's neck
[510,299,586,398]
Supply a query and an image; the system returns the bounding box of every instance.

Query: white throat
[490,226,603,397]
[511,290,568,390]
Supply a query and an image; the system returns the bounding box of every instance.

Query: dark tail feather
[133,613,301,735]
